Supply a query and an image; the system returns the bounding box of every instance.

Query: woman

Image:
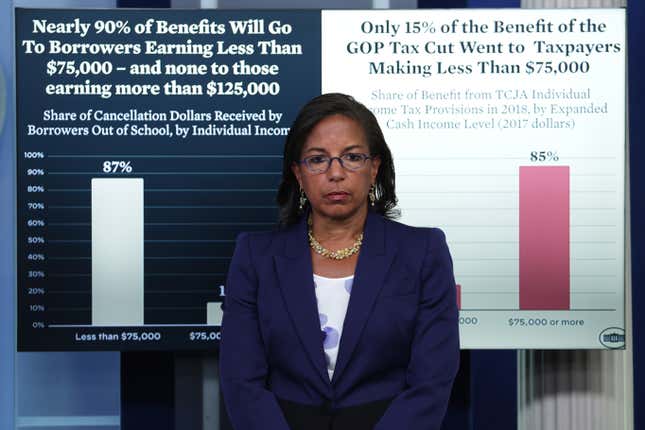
[220,93,459,430]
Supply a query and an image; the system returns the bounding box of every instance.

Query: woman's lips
[325,191,350,202]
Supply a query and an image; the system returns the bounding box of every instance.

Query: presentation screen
[15,8,625,350]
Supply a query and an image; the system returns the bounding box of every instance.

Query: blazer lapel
[274,215,331,387]
[331,212,395,385]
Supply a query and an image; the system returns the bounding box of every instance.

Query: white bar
[206,302,223,326]
[91,178,144,325]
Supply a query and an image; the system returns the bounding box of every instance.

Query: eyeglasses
[298,153,374,173]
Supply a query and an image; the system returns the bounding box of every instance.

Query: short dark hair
[277,93,398,226]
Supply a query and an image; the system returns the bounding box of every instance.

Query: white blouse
[313,273,354,381]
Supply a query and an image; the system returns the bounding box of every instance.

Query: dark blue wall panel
[419,0,467,8]
[468,0,520,7]
[628,3,644,430]
[117,0,170,7]
[122,352,174,430]
[470,351,517,430]
[419,0,520,8]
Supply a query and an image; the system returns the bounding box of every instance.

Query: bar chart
[322,9,626,348]
[16,9,322,350]
[391,150,624,347]
[18,152,285,349]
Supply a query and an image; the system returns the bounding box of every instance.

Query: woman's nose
[326,157,346,179]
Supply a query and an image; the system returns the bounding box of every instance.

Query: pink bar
[519,166,570,310]
[455,284,461,310]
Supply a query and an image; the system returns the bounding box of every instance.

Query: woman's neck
[310,207,367,243]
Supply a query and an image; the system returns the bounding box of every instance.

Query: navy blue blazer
[219,210,460,429]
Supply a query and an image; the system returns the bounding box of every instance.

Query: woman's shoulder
[234,222,299,257]
[235,229,280,251]
[378,216,452,274]
[380,215,447,244]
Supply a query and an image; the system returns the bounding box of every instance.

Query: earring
[299,188,307,211]
[369,184,376,206]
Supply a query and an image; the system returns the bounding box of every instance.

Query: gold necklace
[307,215,363,260]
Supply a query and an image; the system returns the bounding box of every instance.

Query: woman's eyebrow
[303,144,366,155]
[342,145,365,152]
[303,147,327,154]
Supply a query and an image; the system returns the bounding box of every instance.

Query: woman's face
[292,114,380,222]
